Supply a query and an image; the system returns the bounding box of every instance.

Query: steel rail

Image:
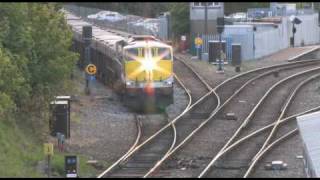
[97,114,142,178]
[98,59,320,178]
[115,57,219,160]
[200,105,320,178]
[244,73,320,178]
[98,58,220,176]
[66,10,320,178]
[198,67,320,178]
[243,128,298,178]
[96,73,192,178]
[253,73,320,161]
[143,60,320,177]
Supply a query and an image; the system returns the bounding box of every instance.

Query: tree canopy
[0,3,77,124]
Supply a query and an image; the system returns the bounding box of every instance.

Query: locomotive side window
[125,48,145,61]
[151,47,172,60]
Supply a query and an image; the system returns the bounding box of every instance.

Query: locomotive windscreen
[125,48,145,61]
[151,47,172,60]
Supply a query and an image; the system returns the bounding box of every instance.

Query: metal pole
[85,45,91,94]
[204,2,208,35]
[83,26,92,95]
[218,33,223,71]
[292,23,295,47]
[48,155,51,178]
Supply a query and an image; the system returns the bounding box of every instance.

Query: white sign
[66,174,77,178]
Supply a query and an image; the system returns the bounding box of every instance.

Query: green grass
[0,118,98,177]
[51,152,98,178]
[70,111,81,124]
[0,119,43,177]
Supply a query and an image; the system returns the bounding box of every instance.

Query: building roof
[55,96,71,100]
[297,111,320,177]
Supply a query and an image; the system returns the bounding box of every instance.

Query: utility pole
[48,155,51,178]
[292,23,295,47]
[216,17,224,73]
[204,2,208,36]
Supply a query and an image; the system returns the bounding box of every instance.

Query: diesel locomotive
[65,11,173,111]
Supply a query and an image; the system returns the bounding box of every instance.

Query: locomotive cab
[122,38,174,111]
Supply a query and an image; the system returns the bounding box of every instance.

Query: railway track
[66,10,320,178]
[97,57,320,178]
[244,73,320,178]
[97,54,218,178]
[198,66,320,178]
[144,57,320,177]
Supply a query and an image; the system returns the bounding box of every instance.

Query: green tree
[224,2,270,15]
[170,3,190,41]
[0,3,77,128]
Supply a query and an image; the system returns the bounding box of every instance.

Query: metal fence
[200,34,232,62]
[63,4,170,40]
[190,33,233,62]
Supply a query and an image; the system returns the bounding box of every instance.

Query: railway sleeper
[187,112,211,119]
[132,154,164,161]
[124,162,157,168]
[214,159,250,169]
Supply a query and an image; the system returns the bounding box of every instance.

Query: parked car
[225,12,247,22]
[87,11,125,22]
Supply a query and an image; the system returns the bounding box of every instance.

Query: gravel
[63,27,320,177]
[250,77,320,178]
[63,68,188,172]
[158,47,320,178]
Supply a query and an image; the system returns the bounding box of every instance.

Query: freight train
[65,11,173,111]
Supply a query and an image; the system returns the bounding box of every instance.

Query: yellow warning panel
[85,64,97,75]
[195,37,203,46]
[44,143,54,156]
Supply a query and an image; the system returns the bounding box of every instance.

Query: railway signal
[289,15,302,47]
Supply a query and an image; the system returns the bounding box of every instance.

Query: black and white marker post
[83,26,92,95]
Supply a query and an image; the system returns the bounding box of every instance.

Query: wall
[294,13,320,47]
[223,25,254,60]
[221,13,320,61]
[189,3,224,35]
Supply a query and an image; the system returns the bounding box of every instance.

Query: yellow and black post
[44,143,53,178]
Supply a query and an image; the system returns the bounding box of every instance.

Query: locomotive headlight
[142,60,156,71]
[126,80,135,86]
[164,76,174,85]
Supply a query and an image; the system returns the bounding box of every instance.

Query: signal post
[82,26,94,95]
[216,17,225,73]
